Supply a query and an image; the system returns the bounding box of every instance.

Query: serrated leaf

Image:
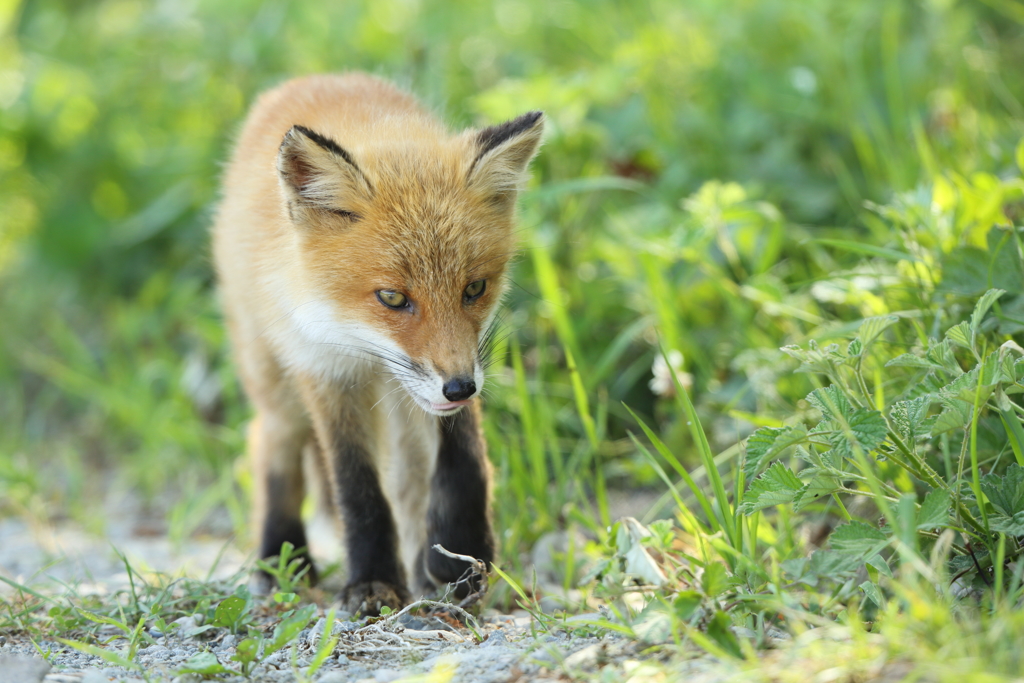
[930,398,971,435]
[945,321,972,350]
[927,339,964,374]
[939,358,1000,405]
[917,489,950,530]
[782,340,843,375]
[807,549,864,579]
[829,521,889,557]
[739,462,804,514]
[743,425,808,478]
[807,385,851,421]
[793,477,841,511]
[828,408,888,459]
[798,445,843,472]
[890,397,933,442]
[980,463,1024,517]
[846,338,863,359]
[857,315,899,349]
[970,289,1006,339]
[989,511,1024,535]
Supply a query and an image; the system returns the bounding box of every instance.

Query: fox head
[275,110,543,415]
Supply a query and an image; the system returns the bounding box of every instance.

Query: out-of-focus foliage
[1,0,1022,552]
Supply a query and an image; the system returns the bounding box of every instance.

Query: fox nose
[442,377,477,402]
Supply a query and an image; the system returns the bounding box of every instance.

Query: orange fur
[211,73,542,606]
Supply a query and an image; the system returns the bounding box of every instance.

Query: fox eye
[376,290,409,309]
[464,280,486,302]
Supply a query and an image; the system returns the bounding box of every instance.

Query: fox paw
[342,580,410,616]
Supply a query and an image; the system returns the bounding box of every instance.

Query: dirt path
[0,498,657,683]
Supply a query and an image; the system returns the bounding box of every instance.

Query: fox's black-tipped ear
[467,111,544,206]
[277,125,372,221]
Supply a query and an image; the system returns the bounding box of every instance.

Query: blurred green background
[1,0,1022,561]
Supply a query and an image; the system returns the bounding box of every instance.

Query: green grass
[2,0,1024,679]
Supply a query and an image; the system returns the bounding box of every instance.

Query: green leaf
[739,462,803,514]
[917,489,950,530]
[829,521,889,557]
[938,358,1000,405]
[828,408,888,459]
[743,425,808,479]
[980,464,1024,517]
[1017,137,1024,174]
[782,340,845,375]
[927,339,965,374]
[859,581,885,608]
[780,557,809,583]
[672,591,703,620]
[793,476,841,511]
[939,246,990,296]
[930,398,972,435]
[264,604,316,656]
[866,554,893,578]
[807,385,852,421]
[213,595,247,630]
[806,549,864,580]
[970,289,1006,339]
[706,611,743,659]
[945,321,972,350]
[174,652,234,676]
[231,638,259,665]
[701,562,736,598]
[890,397,934,442]
[989,511,1024,535]
[857,315,899,349]
[798,446,842,472]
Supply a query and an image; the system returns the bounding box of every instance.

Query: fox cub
[212,73,543,615]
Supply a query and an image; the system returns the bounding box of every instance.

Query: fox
[211,72,543,615]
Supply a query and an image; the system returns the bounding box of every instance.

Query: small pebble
[482,631,509,647]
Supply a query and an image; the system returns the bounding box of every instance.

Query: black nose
[442,377,477,402]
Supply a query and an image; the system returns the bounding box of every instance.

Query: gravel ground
[0,609,641,683]
[0,492,670,683]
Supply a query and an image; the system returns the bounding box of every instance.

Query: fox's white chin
[408,394,473,416]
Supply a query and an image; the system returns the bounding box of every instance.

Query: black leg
[333,440,410,614]
[425,402,495,598]
[255,475,318,592]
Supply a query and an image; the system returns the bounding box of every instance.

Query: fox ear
[277,125,372,221]
[467,111,544,206]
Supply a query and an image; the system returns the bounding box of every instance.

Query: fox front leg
[424,401,495,598]
[301,379,410,616]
